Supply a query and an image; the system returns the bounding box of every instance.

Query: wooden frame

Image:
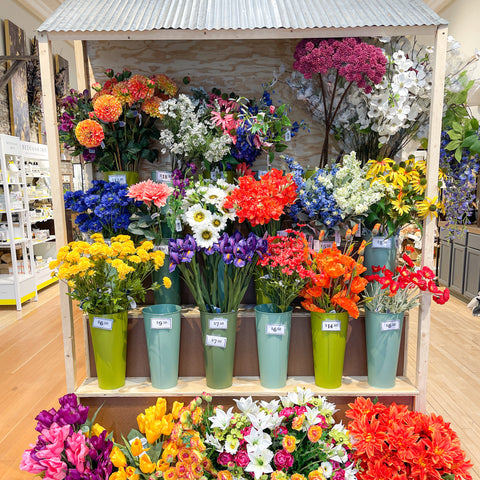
[38,20,448,411]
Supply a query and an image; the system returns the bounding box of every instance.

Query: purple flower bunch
[169,231,267,312]
[293,37,387,93]
[172,163,197,198]
[20,394,113,480]
[58,89,96,161]
[440,130,480,232]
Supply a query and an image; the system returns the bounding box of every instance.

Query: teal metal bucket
[365,310,404,388]
[142,304,182,389]
[364,236,397,276]
[254,304,292,388]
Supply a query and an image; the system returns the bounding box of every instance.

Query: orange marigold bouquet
[59,69,178,172]
[300,227,368,318]
[346,397,473,480]
[224,168,297,235]
[109,396,213,480]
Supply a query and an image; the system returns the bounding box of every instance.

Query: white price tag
[108,174,127,185]
[205,334,227,349]
[266,324,286,336]
[322,320,341,332]
[355,223,361,237]
[175,218,182,232]
[210,170,218,180]
[92,317,113,331]
[257,170,269,178]
[130,436,149,457]
[284,129,292,142]
[155,244,169,254]
[334,231,341,246]
[372,237,392,249]
[209,317,228,330]
[155,171,173,183]
[151,317,172,330]
[381,320,401,331]
[276,230,287,237]
[320,241,334,249]
[313,240,320,251]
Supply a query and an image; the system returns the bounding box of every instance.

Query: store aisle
[0,289,478,479]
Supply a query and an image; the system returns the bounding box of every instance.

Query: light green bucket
[255,304,292,388]
[200,310,238,389]
[88,311,128,390]
[365,310,404,388]
[142,304,182,389]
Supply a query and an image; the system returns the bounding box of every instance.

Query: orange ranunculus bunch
[300,226,368,318]
[223,169,297,233]
[109,395,212,480]
[346,397,473,480]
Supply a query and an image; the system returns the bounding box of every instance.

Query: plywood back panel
[86,39,336,172]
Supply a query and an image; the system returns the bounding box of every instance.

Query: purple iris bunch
[20,394,113,480]
[440,130,480,232]
[169,231,267,312]
[64,180,138,237]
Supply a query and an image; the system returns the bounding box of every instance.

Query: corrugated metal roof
[38,0,447,33]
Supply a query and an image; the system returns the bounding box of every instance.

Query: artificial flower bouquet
[64,180,138,238]
[286,152,385,236]
[49,233,169,314]
[180,177,236,247]
[169,231,268,313]
[127,179,178,244]
[58,69,178,171]
[346,397,473,480]
[109,396,211,480]
[365,155,445,236]
[224,168,298,235]
[204,387,358,480]
[20,393,114,479]
[364,252,450,312]
[291,37,387,167]
[256,230,313,312]
[301,228,368,319]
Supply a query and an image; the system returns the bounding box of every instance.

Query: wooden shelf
[76,375,419,398]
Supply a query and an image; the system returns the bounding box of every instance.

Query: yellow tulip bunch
[365,156,445,234]
[49,233,170,314]
[110,396,213,480]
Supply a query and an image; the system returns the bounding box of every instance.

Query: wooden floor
[0,287,478,479]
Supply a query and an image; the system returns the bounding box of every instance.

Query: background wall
[0,0,77,139]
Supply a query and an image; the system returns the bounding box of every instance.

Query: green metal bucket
[142,304,182,389]
[310,311,349,388]
[200,310,238,389]
[254,304,292,388]
[365,310,404,388]
[88,311,128,390]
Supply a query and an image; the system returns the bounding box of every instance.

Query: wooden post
[38,33,77,393]
[416,24,448,412]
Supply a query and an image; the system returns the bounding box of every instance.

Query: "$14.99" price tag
[322,320,341,332]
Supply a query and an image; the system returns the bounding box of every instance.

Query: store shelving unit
[0,135,38,309]
[21,141,57,291]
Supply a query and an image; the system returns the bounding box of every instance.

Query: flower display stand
[77,306,417,436]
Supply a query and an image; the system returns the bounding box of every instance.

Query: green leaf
[275,144,288,152]
[447,130,461,140]
[452,121,463,133]
[471,117,479,131]
[128,226,146,235]
[462,134,478,148]
[454,148,462,162]
[445,140,461,151]
[471,140,480,153]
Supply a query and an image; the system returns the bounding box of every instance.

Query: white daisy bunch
[181,178,236,248]
[158,94,232,166]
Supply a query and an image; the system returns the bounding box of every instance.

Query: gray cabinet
[438,227,480,300]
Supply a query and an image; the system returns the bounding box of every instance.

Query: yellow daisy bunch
[50,234,170,315]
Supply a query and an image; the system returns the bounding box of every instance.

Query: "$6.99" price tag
[92,317,113,331]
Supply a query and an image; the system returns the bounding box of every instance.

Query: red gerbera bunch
[224,169,297,234]
[346,397,473,480]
